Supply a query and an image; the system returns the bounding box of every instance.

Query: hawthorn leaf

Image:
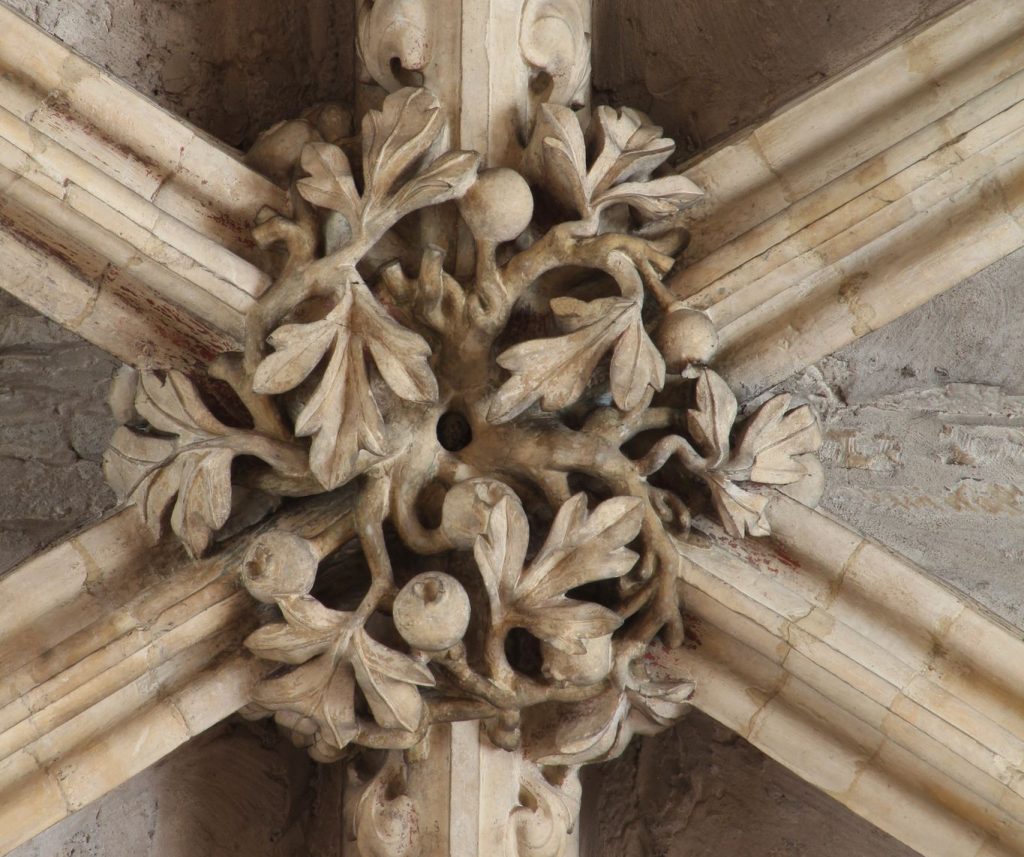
[537,103,589,216]
[255,281,438,489]
[352,281,438,403]
[386,149,481,223]
[687,368,738,468]
[474,493,639,654]
[588,106,675,197]
[705,472,771,538]
[297,324,388,490]
[538,690,631,766]
[519,600,623,655]
[362,87,445,215]
[296,142,361,227]
[252,317,338,395]
[609,313,666,411]
[253,654,359,752]
[734,396,823,485]
[593,174,703,219]
[134,370,229,440]
[167,448,234,556]
[488,296,637,423]
[104,371,296,557]
[350,628,435,732]
[244,622,337,665]
[518,494,643,602]
[473,494,530,613]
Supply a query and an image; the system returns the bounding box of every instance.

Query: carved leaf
[296,88,479,245]
[588,106,675,197]
[521,0,591,108]
[626,677,695,728]
[356,0,431,93]
[350,628,435,732]
[134,370,230,440]
[593,174,704,219]
[733,395,823,485]
[167,448,235,557]
[509,763,581,857]
[254,279,437,489]
[296,142,361,228]
[354,756,421,857]
[244,622,338,665]
[532,103,702,222]
[489,296,652,423]
[251,316,339,395]
[538,689,632,766]
[687,368,738,468]
[475,493,641,654]
[386,150,481,224]
[103,371,298,556]
[474,494,530,613]
[536,103,589,216]
[609,310,666,412]
[363,88,442,194]
[353,280,438,403]
[254,654,360,752]
[705,472,771,538]
[518,494,643,602]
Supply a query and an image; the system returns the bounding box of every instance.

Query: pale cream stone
[1,2,1024,856]
[841,756,989,857]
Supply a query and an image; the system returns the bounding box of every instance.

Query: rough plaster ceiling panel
[5,720,331,857]
[0,0,354,148]
[580,711,919,857]
[775,247,1024,629]
[0,292,117,575]
[592,0,963,159]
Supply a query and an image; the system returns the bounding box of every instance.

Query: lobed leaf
[705,472,771,538]
[593,174,703,220]
[350,628,434,733]
[361,88,445,215]
[296,142,362,227]
[734,396,823,485]
[487,296,637,424]
[687,368,738,468]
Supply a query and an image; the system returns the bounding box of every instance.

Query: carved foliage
[253,278,437,489]
[475,492,641,655]
[104,371,306,556]
[103,84,824,769]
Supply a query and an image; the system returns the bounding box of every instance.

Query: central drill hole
[436,411,472,452]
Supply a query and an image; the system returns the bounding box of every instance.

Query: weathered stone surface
[5,718,336,857]
[593,0,962,159]
[0,292,117,574]
[776,248,1024,628]
[1,0,354,149]
[581,711,919,857]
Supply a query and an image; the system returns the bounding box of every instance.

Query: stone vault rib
[672,0,1024,398]
[664,493,1024,857]
[0,508,259,853]
[0,5,284,369]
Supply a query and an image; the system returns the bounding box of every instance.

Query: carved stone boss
[100,0,823,853]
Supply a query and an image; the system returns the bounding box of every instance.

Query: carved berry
[441,478,517,548]
[393,572,471,652]
[458,167,534,243]
[656,304,719,371]
[241,531,319,604]
[542,636,613,686]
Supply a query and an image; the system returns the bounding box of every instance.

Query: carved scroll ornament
[103,87,822,774]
